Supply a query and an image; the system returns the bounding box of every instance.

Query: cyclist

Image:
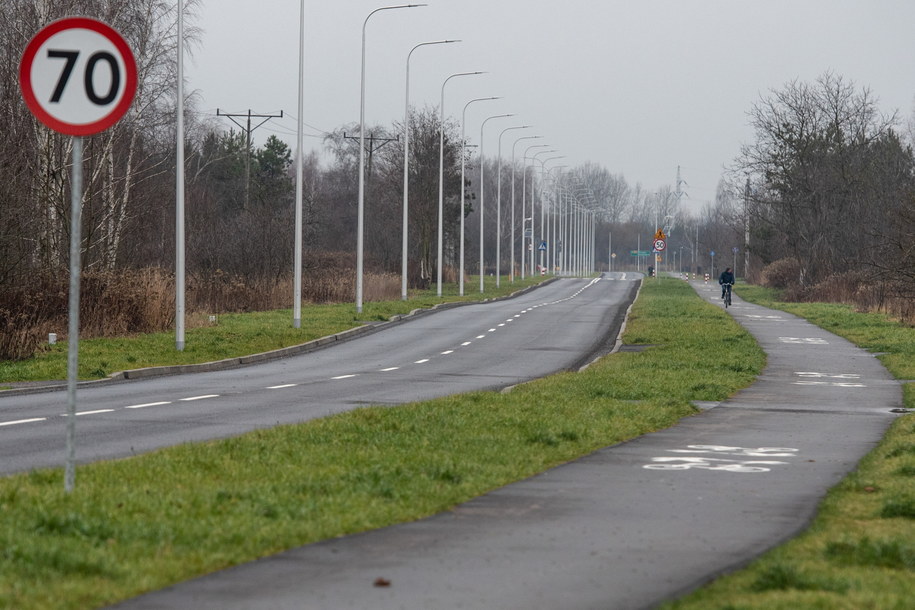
[718,267,735,299]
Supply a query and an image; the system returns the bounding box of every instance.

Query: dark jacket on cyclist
[719,268,735,298]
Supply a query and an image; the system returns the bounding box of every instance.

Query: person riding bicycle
[719,267,735,299]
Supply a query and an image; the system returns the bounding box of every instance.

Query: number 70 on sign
[19,17,136,136]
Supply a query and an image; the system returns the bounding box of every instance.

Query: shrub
[760,258,802,290]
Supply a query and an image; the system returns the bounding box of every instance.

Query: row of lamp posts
[355,3,597,314]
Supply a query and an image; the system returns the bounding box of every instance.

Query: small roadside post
[652,228,666,283]
[20,17,137,492]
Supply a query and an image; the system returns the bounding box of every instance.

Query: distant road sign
[630,250,650,257]
[653,239,666,252]
[538,241,547,251]
[20,17,137,135]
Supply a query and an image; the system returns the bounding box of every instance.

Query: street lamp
[402,39,459,301]
[519,144,549,279]
[357,3,425,314]
[510,135,542,282]
[523,149,556,277]
[542,159,565,275]
[438,71,484,297]
[460,96,500,296]
[531,156,564,275]
[478,114,514,293]
[496,124,530,287]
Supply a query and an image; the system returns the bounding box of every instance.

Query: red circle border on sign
[19,17,137,136]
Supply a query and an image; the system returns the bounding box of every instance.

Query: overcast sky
[186,0,915,213]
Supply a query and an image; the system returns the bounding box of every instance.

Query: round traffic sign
[653,239,666,252]
[19,17,137,136]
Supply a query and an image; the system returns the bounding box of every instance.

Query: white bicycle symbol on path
[643,445,799,473]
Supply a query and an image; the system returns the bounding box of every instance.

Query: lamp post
[478,114,513,292]
[519,144,549,279]
[510,135,541,282]
[460,96,500,296]
[521,144,550,280]
[544,163,566,269]
[402,39,458,302]
[292,0,305,328]
[533,157,564,276]
[524,149,557,276]
[438,71,484,297]
[496,124,530,287]
[541,159,565,276]
[356,3,424,314]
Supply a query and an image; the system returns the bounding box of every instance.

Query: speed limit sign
[19,17,136,492]
[19,17,136,135]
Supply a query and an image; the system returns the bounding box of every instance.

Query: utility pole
[216,109,284,210]
[744,177,751,279]
[344,131,400,177]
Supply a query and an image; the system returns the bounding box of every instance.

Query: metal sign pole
[65,135,83,493]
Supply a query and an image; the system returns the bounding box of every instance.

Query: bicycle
[722,282,733,308]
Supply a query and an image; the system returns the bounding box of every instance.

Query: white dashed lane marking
[125,401,171,409]
[74,409,115,416]
[0,418,47,427]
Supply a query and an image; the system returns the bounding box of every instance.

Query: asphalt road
[0,273,640,476]
[109,279,904,610]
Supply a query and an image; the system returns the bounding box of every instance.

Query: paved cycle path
[113,281,904,610]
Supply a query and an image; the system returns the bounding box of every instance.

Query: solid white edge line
[0,417,46,427]
[180,395,219,401]
[125,401,172,409]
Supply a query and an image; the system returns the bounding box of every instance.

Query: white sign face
[20,17,136,136]
[653,239,666,251]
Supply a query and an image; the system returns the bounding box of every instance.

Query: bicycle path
[112,281,904,610]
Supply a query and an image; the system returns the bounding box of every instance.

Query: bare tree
[735,72,904,287]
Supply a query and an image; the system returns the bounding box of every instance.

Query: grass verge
[0,275,547,384]
[0,278,764,609]
[662,284,915,610]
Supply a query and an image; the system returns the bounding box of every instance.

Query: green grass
[0,278,765,609]
[660,284,915,610]
[0,275,547,384]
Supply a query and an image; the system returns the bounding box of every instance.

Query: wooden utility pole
[216,109,284,210]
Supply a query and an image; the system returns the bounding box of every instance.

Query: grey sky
[187,0,915,214]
